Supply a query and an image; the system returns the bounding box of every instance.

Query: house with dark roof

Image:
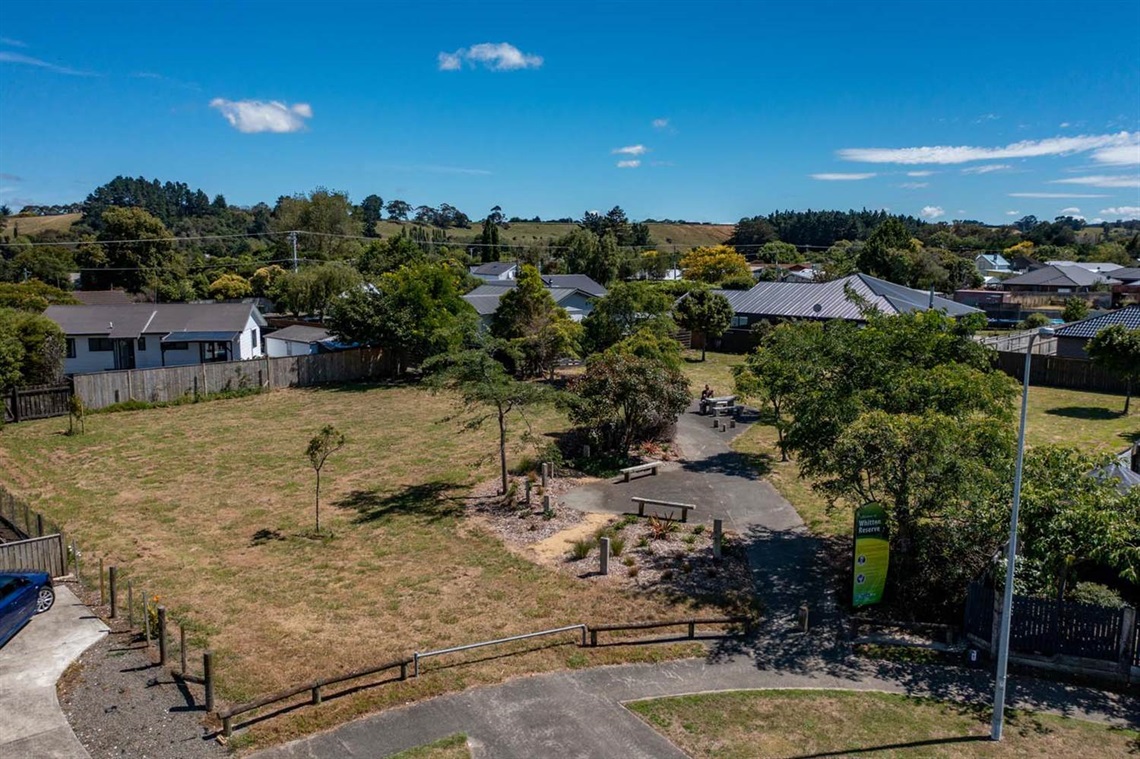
[461,274,607,326]
[1001,264,1120,294]
[712,273,980,330]
[44,303,266,374]
[1109,267,1140,285]
[469,262,518,282]
[1052,305,1140,358]
[71,290,134,306]
[264,325,342,357]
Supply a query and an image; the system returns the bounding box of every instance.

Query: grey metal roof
[471,262,517,276]
[1054,305,1140,339]
[1046,260,1124,273]
[265,325,333,344]
[1109,267,1140,283]
[462,278,605,315]
[1004,265,1120,288]
[713,273,980,321]
[540,275,607,297]
[160,331,239,343]
[43,303,264,338]
[71,290,134,306]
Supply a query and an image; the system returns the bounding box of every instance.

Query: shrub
[627,565,640,577]
[569,539,595,561]
[648,515,679,540]
[610,536,626,556]
[1069,582,1126,609]
[636,536,650,549]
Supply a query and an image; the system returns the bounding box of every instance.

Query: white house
[469,262,518,282]
[975,253,1012,277]
[461,274,607,327]
[43,303,266,374]
[264,325,341,357]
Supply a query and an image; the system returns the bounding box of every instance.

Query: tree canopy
[1087,324,1140,414]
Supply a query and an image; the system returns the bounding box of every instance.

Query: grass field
[373,221,733,251]
[0,384,708,747]
[6,212,81,237]
[681,351,1139,537]
[628,689,1138,758]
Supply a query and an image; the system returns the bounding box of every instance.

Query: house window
[165,342,189,351]
[201,341,230,362]
[252,329,259,349]
[731,315,749,328]
[88,337,113,352]
[66,338,76,358]
[137,337,147,351]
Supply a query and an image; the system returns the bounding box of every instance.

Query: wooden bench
[630,497,696,522]
[619,461,661,482]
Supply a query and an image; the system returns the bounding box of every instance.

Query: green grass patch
[628,689,1139,758]
[389,733,469,759]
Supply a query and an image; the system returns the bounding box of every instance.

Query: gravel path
[59,625,225,759]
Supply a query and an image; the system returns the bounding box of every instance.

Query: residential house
[1112,267,1140,285]
[1001,265,1120,294]
[975,253,1013,277]
[43,303,266,374]
[461,274,607,326]
[71,290,134,306]
[264,325,343,357]
[1052,305,1140,358]
[713,273,980,331]
[469,262,518,282]
[1046,261,1126,275]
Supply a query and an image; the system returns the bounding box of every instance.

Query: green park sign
[852,503,889,608]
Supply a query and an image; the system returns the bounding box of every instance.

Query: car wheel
[36,586,55,614]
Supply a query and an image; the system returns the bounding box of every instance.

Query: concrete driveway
[0,583,108,758]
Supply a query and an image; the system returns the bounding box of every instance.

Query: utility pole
[289,231,299,272]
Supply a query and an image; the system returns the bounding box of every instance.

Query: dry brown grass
[629,689,1139,758]
[7,212,81,236]
[389,734,470,759]
[0,384,709,748]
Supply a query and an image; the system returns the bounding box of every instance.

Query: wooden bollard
[711,417,719,428]
[599,537,610,575]
[799,603,810,633]
[582,444,591,458]
[312,685,322,705]
[109,567,117,618]
[36,512,44,537]
[158,606,168,664]
[713,519,723,559]
[688,621,696,638]
[525,479,532,504]
[542,495,552,516]
[180,625,187,675]
[204,651,215,711]
[99,558,105,605]
[127,582,134,629]
[730,418,736,429]
[143,589,150,646]
[541,463,548,488]
[72,542,80,583]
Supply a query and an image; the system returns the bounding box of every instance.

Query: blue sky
[1,0,1138,225]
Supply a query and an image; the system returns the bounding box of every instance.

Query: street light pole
[991,325,1054,741]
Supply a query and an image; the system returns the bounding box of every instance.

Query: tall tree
[679,245,750,284]
[385,199,411,221]
[673,289,733,361]
[581,281,674,354]
[491,265,580,377]
[1087,324,1140,414]
[85,206,177,292]
[358,194,384,236]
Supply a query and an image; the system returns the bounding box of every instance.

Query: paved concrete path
[0,584,108,759]
[252,406,1139,757]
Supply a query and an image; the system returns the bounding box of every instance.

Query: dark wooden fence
[994,351,1129,394]
[72,347,395,410]
[2,383,73,424]
[964,580,994,644]
[0,534,67,577]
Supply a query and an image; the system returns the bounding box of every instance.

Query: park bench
[619,461,661,482]
[630,496,697,523]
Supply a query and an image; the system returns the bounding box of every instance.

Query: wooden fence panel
[72,348,395,409]
[964,582,993,643]
[994,351,1129,394]
[0,534,66,577]
[3,384,73,423]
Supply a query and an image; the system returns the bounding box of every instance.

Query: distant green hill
[373,220,734,250]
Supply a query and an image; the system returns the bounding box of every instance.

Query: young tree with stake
[306,425,345,533]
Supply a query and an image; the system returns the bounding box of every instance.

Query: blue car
[0,570,55,648]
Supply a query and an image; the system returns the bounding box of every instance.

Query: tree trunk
[700,336,707,362]
[1125,377,1132,415]
[498,407,508,496]
[314,469,321,533]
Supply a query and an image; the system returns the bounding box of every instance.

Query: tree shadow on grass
[335,482,466,524]
[1045,406,1125,421]
[1119,429,1140,443]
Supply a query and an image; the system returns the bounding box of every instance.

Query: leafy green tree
[673,289,733,361]
[425,340,556,494]
[84,207,177,292]
[569,351,690,456]
[250,265,286,297]
[327,261,478,373]
[581,281,674,354]
[680,245,750,284]
[271,188,364,259]
[306,425,345,534]
[1062,297,1090,323]
[0,282,79,311]
[208,273,253,300]
[1019,312,1051,329]
[857,218,914,283]
[760,241,798,265]
[1087,324,1140,414]
[607,327,683,371]
[358,194,384,236]
[491,265,579,377]
[357,235,425,276]
[271,262,362,319]
[0,308,65,387]
[385,199,411,221]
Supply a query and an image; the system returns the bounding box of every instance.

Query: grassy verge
[390,734,469,759]
[0,384,708,748]
[628,689,1139,758]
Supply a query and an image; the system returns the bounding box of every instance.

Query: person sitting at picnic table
[700,384,714,413]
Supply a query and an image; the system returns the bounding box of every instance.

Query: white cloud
[1008,192,1110,198]
[1052,174,1139,188]
[961,164,1011,174]
[613,145,648,156]
[1060,122,1070,128]
[0,37,27,47]
[0,50,94,76]
[1092,144,1140,165]
[838,132,1138,165]
[1060,207,1081,214]
[1006,210,1020,215]
[652,118,669,129]
[899,182,928,189]
[1089,217,1105,224]
[1100,206,1140,219]
[810,172,876,181]
[616,160,641,169]
[438,42,542,71]
[920,206,945,219]
[906,171,934,177]
[209,98,313,133]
